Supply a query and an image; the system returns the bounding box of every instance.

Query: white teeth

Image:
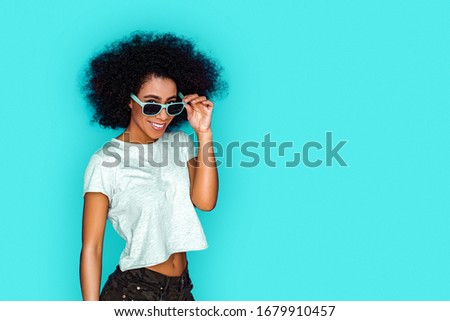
[150,121,164,128]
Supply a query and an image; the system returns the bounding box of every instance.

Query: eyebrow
[142,94,177,101]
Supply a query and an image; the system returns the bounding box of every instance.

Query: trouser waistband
[114,262,191,288]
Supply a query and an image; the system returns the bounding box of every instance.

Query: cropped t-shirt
[82,130,208,272]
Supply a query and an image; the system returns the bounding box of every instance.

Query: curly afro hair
[82,31,227,130]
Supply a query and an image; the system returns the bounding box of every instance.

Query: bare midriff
[145,252,187,277]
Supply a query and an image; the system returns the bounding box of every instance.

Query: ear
[129,99,133,109]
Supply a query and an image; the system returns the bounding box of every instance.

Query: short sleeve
[83,153,115,202]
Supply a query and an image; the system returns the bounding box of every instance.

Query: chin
[143,129,163,141]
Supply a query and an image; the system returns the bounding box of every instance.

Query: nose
[157,107,170,121]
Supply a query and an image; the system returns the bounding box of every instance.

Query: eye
[145,99,156,103]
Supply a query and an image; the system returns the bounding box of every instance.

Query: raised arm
[188,130,218,211]
[79,192,109,300]
[183,93,218,211]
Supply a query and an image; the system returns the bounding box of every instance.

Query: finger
[189,96,207,105]
[201,100,214,108]
[183,94,199,104]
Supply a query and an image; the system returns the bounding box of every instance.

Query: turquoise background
[0,0,449,300]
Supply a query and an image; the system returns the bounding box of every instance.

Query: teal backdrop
[0,0,449,300]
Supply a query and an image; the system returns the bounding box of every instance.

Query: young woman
[79,31,226,301]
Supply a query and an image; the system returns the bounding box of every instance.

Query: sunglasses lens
[167,103,185,115]
[143,103,161,116]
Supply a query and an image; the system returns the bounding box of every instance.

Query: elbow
[191,188,218,212]
[192,198,217,212]
[81,243,103,256]
[197,203,216,212]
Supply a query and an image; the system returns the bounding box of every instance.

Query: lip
[148,120,167,131]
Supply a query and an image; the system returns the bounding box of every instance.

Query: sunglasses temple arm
[130,93,145,107]
[178,92,185,100]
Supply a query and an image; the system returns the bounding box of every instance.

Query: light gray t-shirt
[83,130,208,272]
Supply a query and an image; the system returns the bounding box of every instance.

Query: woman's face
[128,76,178,143]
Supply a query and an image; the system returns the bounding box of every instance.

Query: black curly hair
[81,31,227,130]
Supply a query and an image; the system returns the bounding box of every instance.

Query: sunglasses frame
[130,92,186,116]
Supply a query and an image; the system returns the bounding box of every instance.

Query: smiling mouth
[148,121,166,131]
